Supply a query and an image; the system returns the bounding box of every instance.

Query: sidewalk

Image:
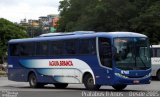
[0,70,7,77]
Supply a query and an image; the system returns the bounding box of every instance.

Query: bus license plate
[133,80,139,84]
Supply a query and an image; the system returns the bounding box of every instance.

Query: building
[39,16,49,27]
[52,17,59,27]
[28,19,39,28]
[19,14,59,37]
[39,14,59,33]
[19,18,28,28]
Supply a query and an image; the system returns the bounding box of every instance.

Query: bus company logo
[152,59,160,63]
[121,70,129,74]
[49,60,73,66]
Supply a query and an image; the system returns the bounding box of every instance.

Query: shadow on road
[152,76,160,81]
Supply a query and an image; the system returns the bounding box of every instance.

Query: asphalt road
[0,77,160,97]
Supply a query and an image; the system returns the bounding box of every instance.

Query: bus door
[98,37,113,83]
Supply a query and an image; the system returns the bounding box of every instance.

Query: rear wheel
[29,73,44,88]
[112,85,127,91]
[157,70,160,80]
[83,74,101,90]
[54,83,68,89]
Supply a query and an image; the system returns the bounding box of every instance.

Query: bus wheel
[157,70,160,80]
[54,83,68,89]
[83,74,101,90]
[112,85,127,91]
[29,73,39,88]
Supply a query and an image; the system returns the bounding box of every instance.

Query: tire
[83,74,101,90]
[157,70,160,80]
[29,73,44,88]
[112,85,127,91]
[54,83,68,89]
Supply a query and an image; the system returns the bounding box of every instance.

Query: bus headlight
[115,73,128,78]
[115,73,151,79]
[145,73,151,78]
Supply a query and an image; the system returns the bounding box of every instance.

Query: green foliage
[0,18,28,63]
[27,26,43,37]
[130,0,160,44]
[57,0,160,44]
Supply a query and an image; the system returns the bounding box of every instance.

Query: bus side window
[79,39,96,55]
[98,38,112,68]
[20,43,35,56]
[156,48,160,57]
[36,42,48,56]
[152,48,156,57]
[10,44,20,56]
[151,48,160,57]
[50,41,65,55]
[65,40,76,55]
[19,44,27,56]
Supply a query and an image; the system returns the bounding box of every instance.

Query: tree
[27,26,43,37]
[57,0,137,31]
[57,0,93,31]
[57,0,160,44]
[130,0,160,44]
[0,18,28,63]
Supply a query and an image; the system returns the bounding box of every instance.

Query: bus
[151,45,160,80]
[8,31,151,90]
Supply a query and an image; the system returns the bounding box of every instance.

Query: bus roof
[9,31,147,43]
[151,45,160,48]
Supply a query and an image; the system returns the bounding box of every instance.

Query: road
[0,77,160,97]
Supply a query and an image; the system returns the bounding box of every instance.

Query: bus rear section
[151,45,160,80]
[8,32,151,90]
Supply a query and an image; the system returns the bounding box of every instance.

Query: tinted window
[65,40,77,55]
[10,43,35,56]
[98,38,112,68]
[49,41,65,55]
[152,48,160,57]
[79,39,96,55]
[157,48,160,57]
[10,44,20,56]
[49,39,95,56]
[152,48,156,57]
[20,43,35,56]
[36,42,48,56]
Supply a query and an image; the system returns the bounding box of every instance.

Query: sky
[0,0,61,23]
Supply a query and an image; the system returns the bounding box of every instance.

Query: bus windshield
[114,37,151,70]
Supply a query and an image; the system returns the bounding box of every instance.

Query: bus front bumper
[113,73,151,85]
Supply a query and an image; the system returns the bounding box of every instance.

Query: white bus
[151,45,160,80]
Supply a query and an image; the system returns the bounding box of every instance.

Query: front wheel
[83,74,101,90]
[54,83,68,89]
[112,85,127,91]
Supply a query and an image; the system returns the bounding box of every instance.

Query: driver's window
[98,38,112,68]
